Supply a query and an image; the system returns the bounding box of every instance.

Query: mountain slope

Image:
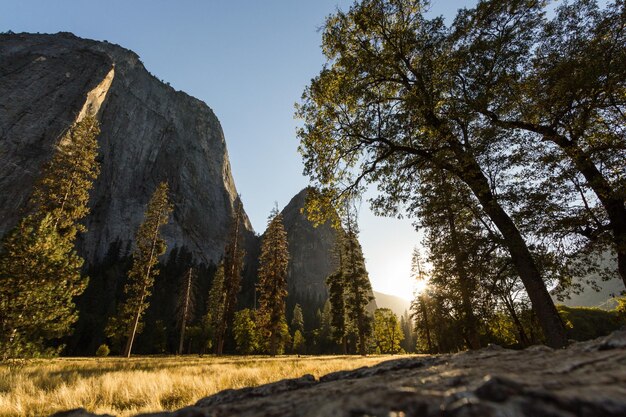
[373,291,412,317]
[280,188,377,326]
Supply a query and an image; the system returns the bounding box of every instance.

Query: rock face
[51,331,626,417]
[281,189,338,301]
[280,188,377,321]
[0,32,254,266]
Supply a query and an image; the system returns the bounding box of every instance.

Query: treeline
[297,0,626,349]
[0,114,392,357]
[0,111,307,358]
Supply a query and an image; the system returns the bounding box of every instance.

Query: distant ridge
[373,291,411,316]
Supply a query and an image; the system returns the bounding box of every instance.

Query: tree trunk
[419,298,433,353]
[489,117,626,288]
[123,285,146,358]
[502,295,530,347]
[269,327,278,357]
[444,197,481,350]
[456,151,567,348]
[553,137,626,288]
[178,269,192,355]
[216,332,225,356]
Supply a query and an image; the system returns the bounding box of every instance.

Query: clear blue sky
[1,0,477,300]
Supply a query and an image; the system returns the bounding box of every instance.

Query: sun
[412,278,429,297]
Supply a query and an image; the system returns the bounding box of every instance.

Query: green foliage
[206,262,225,342]
[213,199,246,355]
[233,309,258,355]
[29,116,101,241]
[256,207,290,356]
[372,308,403,354]
[291,304,305,334]
[324,214,373,355]
[292,330,306,354]
[0,117,100,360]
[557,305,622,342]
[326,269,346,347]
[0,215,86,359]
[313,300,335,353]
[95,344,110,357]
[342,228,374,355]
[616,297,626,323]
[108,182,172,357]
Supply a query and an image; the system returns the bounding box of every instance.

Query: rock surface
[280,189,339,301]
[280,188,376,313]
[51,332,626,417]
[0,32,253,266]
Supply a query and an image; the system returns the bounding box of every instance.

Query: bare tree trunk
[456,152,567,348]
[123,285,147,358]
[178,268,193,355]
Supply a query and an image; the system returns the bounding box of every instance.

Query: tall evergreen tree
[291,304,305,334]
[326,231,348,353]
[256,207,289,356]
[0,116,100,360]
[110,182,172,358]
[213,199,246,355]
[342,221,374,356]
[315,300,334,353]
[206,262,226,350]
[29,116,101,241]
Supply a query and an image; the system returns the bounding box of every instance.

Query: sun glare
[412,278,429,296]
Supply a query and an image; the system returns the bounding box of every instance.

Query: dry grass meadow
[0,355,398,417]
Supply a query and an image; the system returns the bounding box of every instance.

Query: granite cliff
[280,188,376,325]
[0,32,254,266]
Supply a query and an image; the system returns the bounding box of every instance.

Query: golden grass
[0,355,397,417]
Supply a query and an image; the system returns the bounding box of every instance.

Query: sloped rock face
[53,331,626,417]
[279,188,377,321]
[0,32,254,266]
[281,189,338,301]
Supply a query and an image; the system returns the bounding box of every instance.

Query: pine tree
[30,116,101,241]
[0,215,85,359]
[315,300,334,353]
[326,233,348,354]
[342,218,373,356]
[214,199,245,355]
[176,267,196,355]
[206,262,226,347]
[0,116,100,360]
[326,269,347,353]
[256,207,289,356]
[291,304,304,334]
[292,330,306,354]
[110,182,172,358]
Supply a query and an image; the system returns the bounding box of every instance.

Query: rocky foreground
[54,331,626,417]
